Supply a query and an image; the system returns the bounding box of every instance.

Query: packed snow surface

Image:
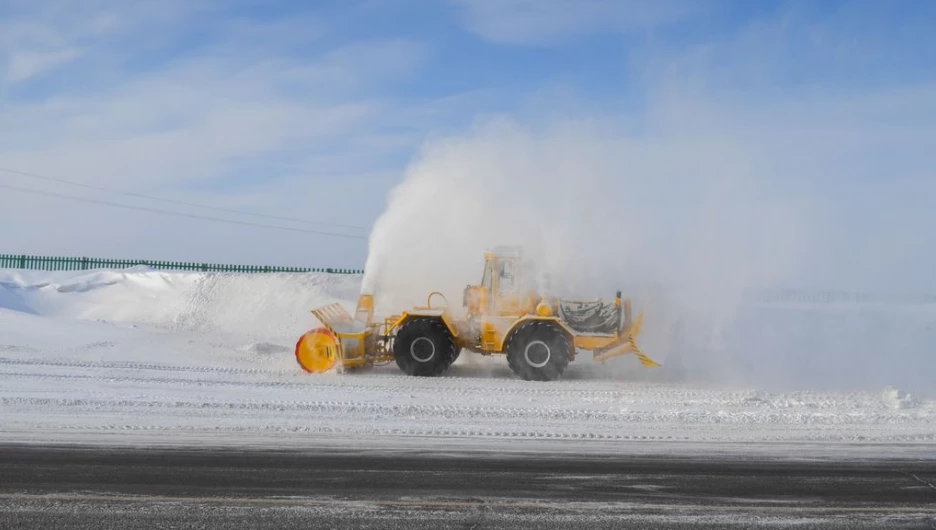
[1,267,934,456]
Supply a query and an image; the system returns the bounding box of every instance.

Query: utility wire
[0,166,367,231]
[0,183,367,240]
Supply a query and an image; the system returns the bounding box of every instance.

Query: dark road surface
[1,443,935,529]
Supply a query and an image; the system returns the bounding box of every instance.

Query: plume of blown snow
[361,113,807,376]
[360,86,935,394]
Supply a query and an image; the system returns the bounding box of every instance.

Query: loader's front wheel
[393,317,458,377]
[505,321,572,381]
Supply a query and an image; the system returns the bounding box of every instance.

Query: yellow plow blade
[591,312,660,367]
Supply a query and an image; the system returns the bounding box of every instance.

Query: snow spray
[360,110,935,395]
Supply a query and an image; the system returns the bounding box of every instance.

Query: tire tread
[393,317,457,377]
[504,320,572,381]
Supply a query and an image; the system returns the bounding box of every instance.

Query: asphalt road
[1,443,935,529]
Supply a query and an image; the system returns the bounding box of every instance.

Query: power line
[0,183,368,240]
[0,166,368,231]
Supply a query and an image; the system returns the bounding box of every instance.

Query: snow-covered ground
[1,267,934,457]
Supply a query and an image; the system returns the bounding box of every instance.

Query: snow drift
[0,267,361,341]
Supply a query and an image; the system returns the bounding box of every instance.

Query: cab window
[498,260,516,293]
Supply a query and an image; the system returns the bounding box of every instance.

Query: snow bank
[1,266,934,454]
[169,270,361,339]
[0,267,361,341]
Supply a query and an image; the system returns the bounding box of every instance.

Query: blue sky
[0,0,934,291]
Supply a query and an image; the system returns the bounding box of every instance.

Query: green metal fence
[0,253,363,274]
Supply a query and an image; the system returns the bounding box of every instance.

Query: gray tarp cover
[558,300,621,334]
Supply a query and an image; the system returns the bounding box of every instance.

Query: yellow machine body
[295,247,660,378]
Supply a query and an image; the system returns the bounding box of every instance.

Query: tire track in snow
[4,358,934,446]
[1,356,672,396]
[0,356,295,377]
[0,368,819,407]
[2,396,929,427]
[5,422,696,441]
[0,356,868,401]
[0,359,915,409]
[0,369,746,411]
[0,357,894,405]
[0,396,644,423]
[0,364,708,401]
[7,421,936,443]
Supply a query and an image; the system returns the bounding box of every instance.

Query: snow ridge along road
[0,267,934,456]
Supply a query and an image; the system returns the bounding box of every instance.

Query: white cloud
[6,47,81,82]
[0,0,431,181]
[0,1,197,87]
[0,34,429,188]
[1,0,933,287]
[0,1,434,266]
[449,0,698,45]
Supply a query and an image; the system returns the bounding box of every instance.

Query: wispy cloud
[0,9,428,178]
[6,47,80,82]
[1,0,933,280]
[448,0,699,45]
[1,36,426,186]
[0,1,440,266]
[0,0,196,88]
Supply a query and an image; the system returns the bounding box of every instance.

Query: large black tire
[505,321,572,381]
[393,317,458,377]
[448,348,462,366]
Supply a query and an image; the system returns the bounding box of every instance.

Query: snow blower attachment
[295,294,387,373]
[295,247,659,381]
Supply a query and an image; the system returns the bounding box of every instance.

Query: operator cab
[465,247,536,316]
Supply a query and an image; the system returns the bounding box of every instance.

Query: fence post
[19,254,26,268]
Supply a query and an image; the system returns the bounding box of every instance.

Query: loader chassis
[295,248,659,381]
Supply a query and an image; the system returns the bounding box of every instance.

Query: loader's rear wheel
[393,317,458,377]
[505,321,572,381]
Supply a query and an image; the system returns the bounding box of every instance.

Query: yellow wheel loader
[295,247,659,381]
